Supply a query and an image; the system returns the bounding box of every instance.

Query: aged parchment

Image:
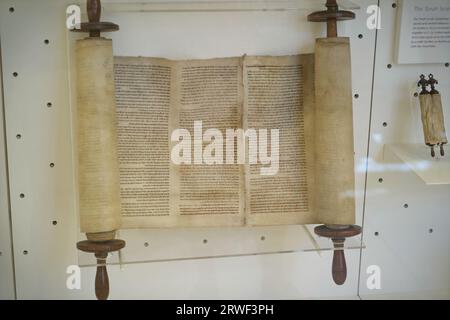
[115,57,245,228]
[419,94,448,146]
[243,55,317,226]
[76,38,122,239]
[314,38,355,225]
[77,50,356,229]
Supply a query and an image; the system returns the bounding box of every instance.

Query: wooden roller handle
[326,0,338,37]
[87,0,101,37]
[307,0,355,38]
[331,238,347,285]
[95,252,109,300]
[314,225,361,285]
[87,0,101,23]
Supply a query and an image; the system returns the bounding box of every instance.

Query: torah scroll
[75,38,122,240]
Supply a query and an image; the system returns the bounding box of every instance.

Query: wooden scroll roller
[308,0,362,285]
[418,74,448,158]
[71,0,125,300]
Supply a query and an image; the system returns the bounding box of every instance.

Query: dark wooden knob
[77,239,125,300]
[331,238,347,285]
[87,0,101,23]
[314,225,361,285]
[95,252,109,300]
[307,0,355,38]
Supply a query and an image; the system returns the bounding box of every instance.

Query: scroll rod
[308,0,361,286]
[72,0,124,300]
[307,0,355,38]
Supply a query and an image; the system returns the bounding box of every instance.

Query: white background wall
[0,0,448,299]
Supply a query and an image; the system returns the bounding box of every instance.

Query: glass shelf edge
[79,243,366,267]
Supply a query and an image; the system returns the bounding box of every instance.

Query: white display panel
[359,0,450,299]
[0,0,448,299]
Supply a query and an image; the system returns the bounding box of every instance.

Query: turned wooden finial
[315,225,361,285]
[71,0,119,37]
[87,0,101,23]
[307,0,355,38]
[77,239,125,300]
